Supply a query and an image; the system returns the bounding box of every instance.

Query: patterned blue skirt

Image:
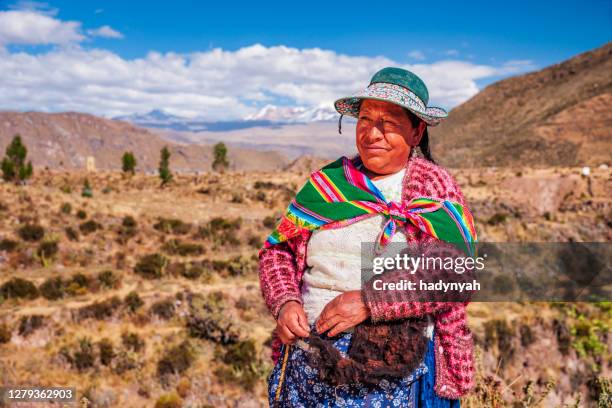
[268,328,460,408]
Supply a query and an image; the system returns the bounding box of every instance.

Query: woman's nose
[365,124,385,142]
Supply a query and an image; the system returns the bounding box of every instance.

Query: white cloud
[0,10,84,45]
[0,11,536,121]
[8,1,58,16]
[443,49,459,56]
[407,50,426,60]
[87,25,123,39]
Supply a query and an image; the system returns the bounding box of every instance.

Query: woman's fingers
[294,309,311,337]
[316,313,341,334]
[327,321,353,337]
[316,301,341,333]
[285,312,309,338]
[277,323,296,344]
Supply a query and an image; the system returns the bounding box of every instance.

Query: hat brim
[334,82,448,126]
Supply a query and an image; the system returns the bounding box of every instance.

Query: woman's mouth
[364,145,389,151]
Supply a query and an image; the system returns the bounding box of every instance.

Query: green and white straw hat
[334,67,448,126]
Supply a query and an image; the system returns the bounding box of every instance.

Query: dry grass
[0,166,610,407]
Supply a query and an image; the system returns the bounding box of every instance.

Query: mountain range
[114,104,337,132]
[0,112,288,172]
[0,42,610,172]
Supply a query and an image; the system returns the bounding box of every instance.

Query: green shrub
[17,224,45,241]
[227,255,256,276]
[154,218,191,235]
[61,337,97,372]
[122,215,137,228]
[154,392,183,408]
[219,338,256,366]
[76,296,122,321]
[76,209,87,219]
[254,180,276,189]
[209,216,242,233]
[65,273,91,296]
[81,179,93,198]
[39,276,64,300]
[571,315,608,359]
[0,323,10,343]
[151,298,175,320]
[162,239,204,256]
[262,216,277,229]
[121,331,145,352]
[65,227,79,241]
[73,337,95,371]
[112,350,138,374]
[37,239,59,261]
[195,217,242,247]
[70,272,92,288]
[1,277,39,299]
[18,315,44,337]
[60,202,72,214]
[98,338,115,366]
[117,216,138,242]
[553,319,572,356]
[79,220,102,235]
[247,235,263,248]
[157,340,194,379]
[124,291,144,312]
[98,270,120,289]
[182,265,204,280]
[483,319,515,369]
[187,293,239,345]
[215,339,262,391]
[134,253,168,279]
[0,238,18,252]
[487,212,508,226]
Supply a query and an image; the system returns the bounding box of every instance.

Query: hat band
[357,82,427,111]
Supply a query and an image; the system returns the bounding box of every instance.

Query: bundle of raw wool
[304,317,429,387]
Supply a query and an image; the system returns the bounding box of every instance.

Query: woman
[259,67,476,407]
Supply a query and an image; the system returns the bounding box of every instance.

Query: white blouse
[300,164,434,338]
[301,167,405,319]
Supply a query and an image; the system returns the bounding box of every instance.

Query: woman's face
[356,99,426,178]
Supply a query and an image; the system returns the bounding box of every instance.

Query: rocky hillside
[430,42,612,168]
[0,112,289,172]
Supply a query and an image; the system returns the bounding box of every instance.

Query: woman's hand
[315,290,370,337]
[276,301,311,344]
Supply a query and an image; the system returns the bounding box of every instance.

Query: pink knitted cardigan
[258,156,476,399]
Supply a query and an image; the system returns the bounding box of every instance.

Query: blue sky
[0,0,610,120]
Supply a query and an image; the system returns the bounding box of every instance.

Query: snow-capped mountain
[244,104,337,123]
[115,105,337,132]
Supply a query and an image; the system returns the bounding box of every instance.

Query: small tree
[81,178,93,198]
[159,147,172,186]
[1,134,33,183]
[212,142,229,172]
[122,152,137,174]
